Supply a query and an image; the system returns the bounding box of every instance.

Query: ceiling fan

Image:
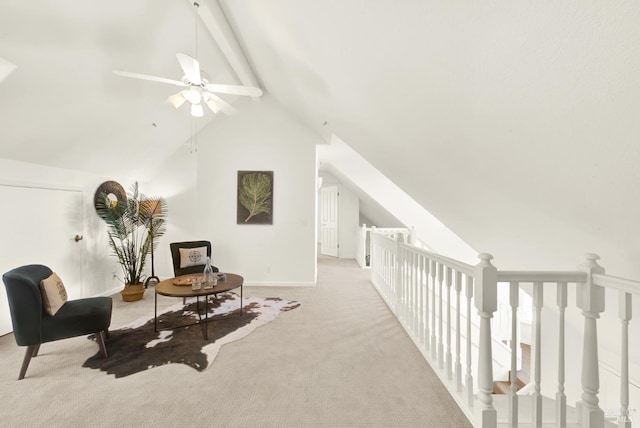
[113,2,262,118]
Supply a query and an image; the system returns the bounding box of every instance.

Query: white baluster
[466,273,474,407]
[446,266,453,379]
[389,246,394,303]
[455,270,463,392]
[618,291,632,428]
[395,234,403,315]
[405,247,410,324]
[533,281,543,427]
[417,254,422,342]
[408,250,413,328]
[577,253,605,428]
[411,252,417,335]
[387,246,392,300]
[438,262,445,369]
[557,282,567,428]
[370,226,376,272]
[402,246,408,322]
[383,246,388,300]
[379,243,384,293]
[360,224,367,268]
[380,247,393,300]
[431,259,437,359]
[414,254,423,345]
[424,256,430,351]
[509,282,519,428]
[416,255,420,338]
[406,249,411,330]
[475,253,498,428]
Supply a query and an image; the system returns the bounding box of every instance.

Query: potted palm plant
[95,182,167,301]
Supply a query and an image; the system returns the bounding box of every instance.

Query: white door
[0,184,84,336]
[320,185,339,257]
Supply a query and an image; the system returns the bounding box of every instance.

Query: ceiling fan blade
[203,92,238,115]
[204,83,263,97]
[176,53,201,86]
[113,70,186,87]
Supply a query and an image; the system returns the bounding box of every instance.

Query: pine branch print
[239,172,272,222]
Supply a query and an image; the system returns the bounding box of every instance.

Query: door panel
[0,184,83,336]
[320,185,338,257]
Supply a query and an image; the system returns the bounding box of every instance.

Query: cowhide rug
[83,293,299,378]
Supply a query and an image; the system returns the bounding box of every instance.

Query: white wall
[0,154,194,304]
[143,143,198,280]
[0,158,132,298]
[320,135,477,263]
[194,96,319,286]
[337,185,358,259]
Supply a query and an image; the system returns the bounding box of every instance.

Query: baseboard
[245,281,316,287]
[97,286,123,297]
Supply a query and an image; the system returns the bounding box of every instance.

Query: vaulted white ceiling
[0,0,237,177]
[2,1,639,276]
[219,0,640,276]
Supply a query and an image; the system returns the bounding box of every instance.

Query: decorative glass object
[203,257,215,289]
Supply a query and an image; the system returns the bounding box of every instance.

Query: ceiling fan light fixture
[191,103,204,118]
[168,92,187,109]
[185,87,202,104]
[112,3,263,119]
[204,98,221,114]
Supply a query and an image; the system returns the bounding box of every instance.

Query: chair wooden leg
[96,331,108,358]
[103,329,110,339]
[18,345,37,380]
[32,344,40,357]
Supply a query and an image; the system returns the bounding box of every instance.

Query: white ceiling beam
[190,0,262,99]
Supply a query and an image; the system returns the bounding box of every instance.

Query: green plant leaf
[95,182,168,285]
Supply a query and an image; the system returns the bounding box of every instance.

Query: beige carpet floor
[0,255,471,427]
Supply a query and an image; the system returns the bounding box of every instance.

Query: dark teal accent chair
[170,241,219,304]
[2,264,112,380]
[169,240,219,276]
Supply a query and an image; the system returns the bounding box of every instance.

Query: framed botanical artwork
[237,170,273,225]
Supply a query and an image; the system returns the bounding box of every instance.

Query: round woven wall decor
[94,180,127,213]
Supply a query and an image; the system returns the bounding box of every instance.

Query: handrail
[497,271,587,283]
[398,241,475,276]
[593,273,640,295]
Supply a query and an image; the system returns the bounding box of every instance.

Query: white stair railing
[369,229,639,428]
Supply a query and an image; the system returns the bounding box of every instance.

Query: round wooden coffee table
[154,273,244,339]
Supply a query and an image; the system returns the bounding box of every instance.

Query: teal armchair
[2,264,112,380]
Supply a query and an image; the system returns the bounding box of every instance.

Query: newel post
[577,253,605,428]
[474,253,498,428]
[409,226,417,245]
